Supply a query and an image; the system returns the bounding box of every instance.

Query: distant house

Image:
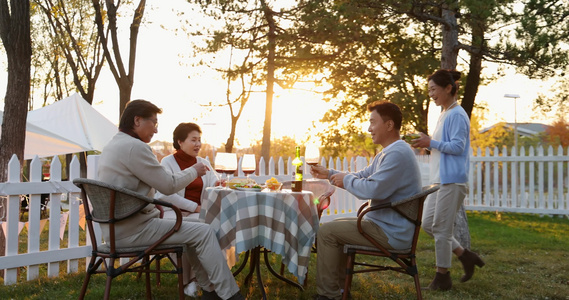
[480,122,550,138]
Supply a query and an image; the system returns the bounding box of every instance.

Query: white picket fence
[0,154,89,285]
[466,145,569,214]
[1,146,568,285]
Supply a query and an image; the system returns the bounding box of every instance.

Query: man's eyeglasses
[146,118,158,128]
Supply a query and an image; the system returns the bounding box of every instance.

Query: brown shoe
[422,271,452,291]
[458,249,485,282]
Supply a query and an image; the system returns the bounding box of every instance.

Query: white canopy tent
[0,93,117,159]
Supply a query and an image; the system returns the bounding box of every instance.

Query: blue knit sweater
[328,140,422,249]
[429,106,470,184]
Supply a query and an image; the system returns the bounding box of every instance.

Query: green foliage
[471,121,548,156]
[471,121,514,155]
[535,77,569,117]
[506,0,569,78]
[293,0,439,155]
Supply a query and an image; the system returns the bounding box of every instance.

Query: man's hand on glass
[310,164,329,179]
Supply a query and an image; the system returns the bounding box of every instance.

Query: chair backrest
[73,178,153,223]
[390,184,440,224]
[355,184,440,253]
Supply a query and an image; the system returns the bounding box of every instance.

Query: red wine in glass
[224,169,236,181]
[306,160,319,180]
[243,169,255,176]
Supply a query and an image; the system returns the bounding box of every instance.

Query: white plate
[235,187,262,192]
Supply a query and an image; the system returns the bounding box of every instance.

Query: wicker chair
[73,178,186,300]
[342,184,440,300]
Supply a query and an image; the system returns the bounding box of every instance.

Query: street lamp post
[504,94,520,151]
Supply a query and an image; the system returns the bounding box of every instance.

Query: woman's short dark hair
[119,99,162,132]
[428,69,462,96]
[367,100,402,130]
[173,122,202,150]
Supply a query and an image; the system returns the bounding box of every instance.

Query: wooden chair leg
[104,274,113,300]
[103,256,118,300]
[79,269,93,300]
[137,255,148,281]
[78,272,91,300]
[79,256,101,300]
[342,252,355,300]
[156,256,161,286]
[413,273,422,300]
[145,259,152,299]
[176,251,185,299]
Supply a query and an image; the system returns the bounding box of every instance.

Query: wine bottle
[291,146,303,191]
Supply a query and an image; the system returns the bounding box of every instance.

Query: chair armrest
[354,201,394,254]
[356,202,391,237]
[153,199,183,232]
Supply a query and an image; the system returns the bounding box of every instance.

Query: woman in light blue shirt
[413,69,485,291]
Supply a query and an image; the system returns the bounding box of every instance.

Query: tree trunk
[0,0,32,277]
[225,118,237,153]
[119,79,133,116]
[261,6,276,170]
[440,6,459,70]
[462,14,486,119]
[440,3,471,249]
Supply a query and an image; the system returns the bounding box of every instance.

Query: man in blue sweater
[310,100,422,300]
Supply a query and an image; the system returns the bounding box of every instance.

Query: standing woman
[156,122,220,219]
[412,69,485,291]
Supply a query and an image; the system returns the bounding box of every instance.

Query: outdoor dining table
[200,186,320,299]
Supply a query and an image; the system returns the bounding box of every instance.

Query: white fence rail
[1,147,568,285]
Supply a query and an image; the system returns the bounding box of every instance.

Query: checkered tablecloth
[200,187,320,284]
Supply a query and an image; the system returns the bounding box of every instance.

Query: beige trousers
[316,217,392,300]
[114,217,240,299]
[422,183,467,268]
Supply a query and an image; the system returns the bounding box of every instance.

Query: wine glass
[214,152,229,187]
[223,153,237,182]
[241,154,256,179]
[305,143,320,180]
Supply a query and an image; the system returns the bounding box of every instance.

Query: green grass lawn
[2,211,569,299]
